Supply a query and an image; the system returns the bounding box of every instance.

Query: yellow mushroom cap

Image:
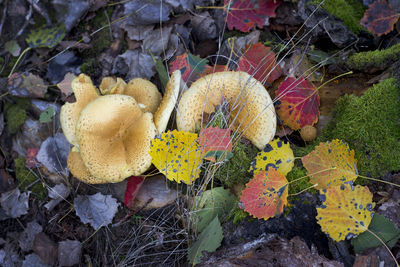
[124,78,162,114]
[176,71,276,150]
[67,149,110,184]
[60,74,99,146]
[76,94,157,182]
[99,77,126,95]
[154,70,181,133]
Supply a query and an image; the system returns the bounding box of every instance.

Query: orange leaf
[239,168,288,220]
[361,0,400,36]
[275,77,319,130]
[301,139,358,190]
[198,127,232,162]
[238,42,281,85]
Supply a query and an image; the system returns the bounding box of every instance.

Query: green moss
[5,105,26,134]
[346,43,400,72]
[214,141,259,188]
[320,78,400,177]
[227,204,252,224]
[286,165,315,195]
[310,0,365,34]
[14,156,46,199]
[80,58,97,77]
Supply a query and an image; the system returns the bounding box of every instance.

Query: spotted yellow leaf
[302,139,358,189]
[249,138,294,176]
[149,130,202,185]
[317,184,375,242]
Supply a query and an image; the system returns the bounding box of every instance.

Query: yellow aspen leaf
[302,139,358,189]
[317,184,375,242]
[249,138,294,176]
[149,130,202,185]
[239,168,288,220]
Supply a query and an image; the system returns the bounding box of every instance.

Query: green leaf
[188,216,223,265]
[204,151,233,162]
[195,187,235,233]
[351,213,400,253]
[187,53,208,73]
[40,107,55,123]
[4,40,21,57]
[26,24,66,48]
[307,49,335,66]
[155,58,169,92]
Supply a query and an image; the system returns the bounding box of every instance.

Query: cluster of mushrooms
[61,71,276,184]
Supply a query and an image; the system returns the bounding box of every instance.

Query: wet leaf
[198,127,232,162]
[275,76,319,130]
[124,176,145,209]
[26,24,66,48]
[301,139,358,190]
[57,72,76,99]
[351,213,400,253]
[361,0,400,36]
[44,183,71,211]
[169,52,208,84]
[39,107,55,123]
[195,187,236,233]
[36,133,70,175]
[238,42,281,84]
[149,130,202,185]
[74,192,120,230]
[224,0,281,32]
[317,184,375,242]
[239,168,288,220]
[188,216,223,265]
[249,138,294,176]
[8,72,47,98]
[0,188,30,218]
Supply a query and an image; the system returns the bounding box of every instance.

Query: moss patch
[310,0,365,34]
[214,141,259,188]
[14,156,46,199]
[4,98,30,134]
[346,43,400,72]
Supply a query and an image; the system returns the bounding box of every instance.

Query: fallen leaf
[44,183,71,211]
[57,72,76,99]
[36,133,70,175]
[149,130,202,185]
[316,184,375,242]
[32,232,58,265]
[188,216,223,265]
[22,253,50,267]
[74,192,120,230]
[249,138,294,176]
[124,176,145,209]
[275,76,320,130]
[25,148,40,168]
[198,127,232,162]
[239,168,288,220]
[301,139,358,189]
[195,187,236,233]
[4,40,21,57]
[58,240,81,267]
[169,52,208,84]
[224,0,281,32]
[8,72,48,98]
[238,42,281,85]
[39,107,55,123]
[26,24,66,48]
[0,188,30,218]
[361,0,400,36]
[112,49,156,80]
[351,213,400,253]
[0,169,14,193]
[18,221,43,252]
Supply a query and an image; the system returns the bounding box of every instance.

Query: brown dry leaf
[361,0,400,36]
[57,72,76,99]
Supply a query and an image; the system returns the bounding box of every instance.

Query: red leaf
[239,168,288,220]
[224,0,280,32]
[361,0,400,36]
[275,77,319,130]
[26,148,40,168]
[200,64,228,77]
[199,127,232,162]
[169,53,208,84]
[238,42,281,85]
[124,176,145,209]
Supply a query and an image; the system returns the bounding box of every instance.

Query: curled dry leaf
[361,0,400,36]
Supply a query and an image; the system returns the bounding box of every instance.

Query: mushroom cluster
[60,71,180,184]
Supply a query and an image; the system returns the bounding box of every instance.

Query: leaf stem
[289,183,318,196]
[315,71,353,92]
[288,167,336,184]
[365,228,399,267]
[358,175,400,189]
[8,47,31,78]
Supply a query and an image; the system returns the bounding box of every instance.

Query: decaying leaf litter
[1,0,400,266]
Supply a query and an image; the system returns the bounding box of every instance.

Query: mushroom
[76,94,157,181]
[99,77,126,95]
[124,78,162,114]
[60,74,99,147]
[176,71,276,150]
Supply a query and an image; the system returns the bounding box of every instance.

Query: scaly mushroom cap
[154,70,181,133]
[60,74,99,146]
[176,71,276,150]
[124,78,162,114]
[76,94,157,182]
[99,77,126,95]
[67,149,110,184]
